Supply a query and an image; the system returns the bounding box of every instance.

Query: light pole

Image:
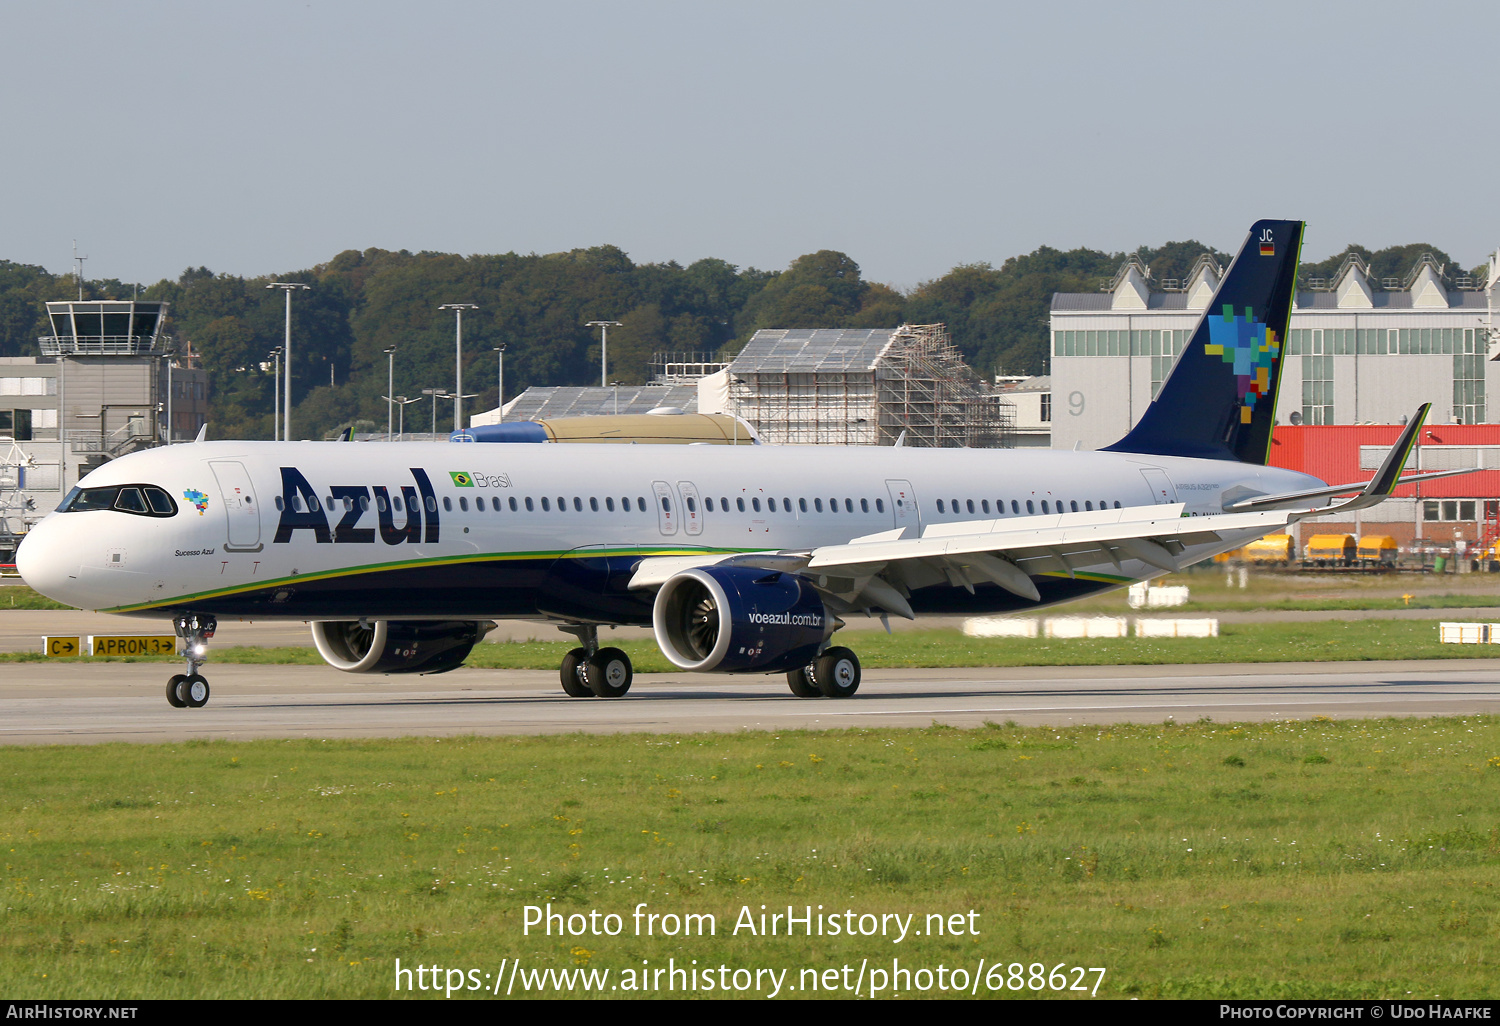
[383,346,397,440]
[422,389,446,439]
[385,394,421,441]
[267,282,310,439]
[439,303,478,431]
[494,345,506,419]
[449,392,477,436]
[586,320,622,387]
[270,347,282,441]
[611,380,621,414]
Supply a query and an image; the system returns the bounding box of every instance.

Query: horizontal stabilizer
[1228,404,1479,516]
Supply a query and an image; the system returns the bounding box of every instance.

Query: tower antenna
[72,240,88,300]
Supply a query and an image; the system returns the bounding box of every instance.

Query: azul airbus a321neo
[16,220,1469,708]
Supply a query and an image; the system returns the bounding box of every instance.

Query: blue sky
[4,0,1495,288]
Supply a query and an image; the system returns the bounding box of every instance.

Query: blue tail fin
[1102,219,1304,465]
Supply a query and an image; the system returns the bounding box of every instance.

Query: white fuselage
[16,440,1321,623]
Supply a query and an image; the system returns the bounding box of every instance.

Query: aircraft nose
[15,517,82,605]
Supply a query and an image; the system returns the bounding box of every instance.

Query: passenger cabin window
[736,498,745,512]
[875,498,884,513]
[459,496,468,512]
[936,500,946,514]
[443,497,453,512]
[799,498,808,513]
[751,497,761,512]
[511,497,520,511]
[590,497,599,512]
[573,497,582,511]
[605,497,614,512]
[525,497,534,511]
[541,497,550,512]
[814,498,823,512]
[861,498,869,513]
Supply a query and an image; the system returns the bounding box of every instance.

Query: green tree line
[0,240,1484,441]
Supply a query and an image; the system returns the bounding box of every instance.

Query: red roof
[1268,424,1500,499]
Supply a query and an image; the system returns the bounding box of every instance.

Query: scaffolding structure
[726,324,1012,447]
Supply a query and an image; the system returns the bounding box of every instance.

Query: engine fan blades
[346,622,376,657]
[685,595,719,659]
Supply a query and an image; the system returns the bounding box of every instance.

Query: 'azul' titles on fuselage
[273,466,440,545]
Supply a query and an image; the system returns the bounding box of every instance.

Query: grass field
[0,585,73,610]
[4,619,1497,670]
[2,718,1497,999]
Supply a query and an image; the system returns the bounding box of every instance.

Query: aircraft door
[1140,467,1177,505]
[651,480,679,536]
[885,479,921,534]
[209,460,263,551]
[677,481,703,536]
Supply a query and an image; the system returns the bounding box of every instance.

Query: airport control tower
[36,299,207,476]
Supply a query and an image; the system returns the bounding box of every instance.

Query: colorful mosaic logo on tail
[1205,304,1279,424]
[183,489,209,515]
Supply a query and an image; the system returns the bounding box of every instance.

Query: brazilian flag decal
[449,471,474,487]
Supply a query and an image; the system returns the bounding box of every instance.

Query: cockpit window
[57,483,179,518]
[144,487,175,514]
[115,487,148,513]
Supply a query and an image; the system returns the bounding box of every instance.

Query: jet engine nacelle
[652,566,832,673]
[310,619,495,674]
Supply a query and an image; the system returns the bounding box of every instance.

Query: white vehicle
[16,220,1463,708]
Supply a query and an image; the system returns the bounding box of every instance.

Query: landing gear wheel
[560,647,592,697]
[814,647,860,698]
[787,665,821,698]
[584,647,633,698]
[166,674,188,708]
[183,674,210,708]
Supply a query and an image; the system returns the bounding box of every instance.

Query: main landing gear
[166,613,216,709]
[557,624,633,698]
[787,645,861,699]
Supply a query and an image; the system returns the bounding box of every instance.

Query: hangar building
[1050,248,1500,550]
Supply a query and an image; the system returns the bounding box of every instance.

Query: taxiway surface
[3,659,1498,745]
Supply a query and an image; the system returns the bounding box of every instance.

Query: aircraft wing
[629,502,1302,619]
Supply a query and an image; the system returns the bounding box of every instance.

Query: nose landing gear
[166,614,216,709]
